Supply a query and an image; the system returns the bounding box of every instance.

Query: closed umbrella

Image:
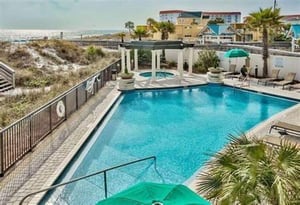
[96,182,210,205]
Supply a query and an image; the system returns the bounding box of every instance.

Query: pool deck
[1,70,300,204]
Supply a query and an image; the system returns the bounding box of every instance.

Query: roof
[199,24,236,36]
[282,14,300,19]
[159,10,183,14]
[203,11,241,15]
[120,40,194,50]
[288,24,300,39]
[178,11,202,18]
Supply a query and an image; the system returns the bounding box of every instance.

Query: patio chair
[288,83,300,90]
[272,72,296,89]
[257,69,280,85]
[269,121,300,136]
[262,134,300,148]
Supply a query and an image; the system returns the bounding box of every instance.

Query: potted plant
[119,67,135,90]
[208,67,222,74]
[119,67,134,79]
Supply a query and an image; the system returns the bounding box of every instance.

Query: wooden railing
[0,62,15,88]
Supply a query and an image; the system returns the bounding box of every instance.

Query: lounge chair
[257,69,280,85]
[288,83,300,90]
[269,121,300,136]
[272,72,296,89]
[262,134,300,148]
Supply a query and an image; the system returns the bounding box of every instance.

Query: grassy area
[0,40,120,129]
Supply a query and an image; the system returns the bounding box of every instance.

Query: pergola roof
[120,40,194,50]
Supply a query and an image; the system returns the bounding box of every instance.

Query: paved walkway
[0,71,300,204]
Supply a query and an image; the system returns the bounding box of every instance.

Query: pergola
[119,41,194,79]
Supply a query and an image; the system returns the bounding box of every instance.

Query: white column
[151,50,156,80]
[156,50,161,70]
[291,37,295,52]
[177,49,183,79]
[121,48,125,73]
[126,49,131,71]
[134,49,138,70]
[188,48,193,75]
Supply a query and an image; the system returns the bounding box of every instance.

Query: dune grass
[0,40,120,129]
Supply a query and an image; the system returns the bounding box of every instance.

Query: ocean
[0,29,122,42]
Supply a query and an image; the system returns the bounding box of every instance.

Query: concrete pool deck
[0,71,300,204]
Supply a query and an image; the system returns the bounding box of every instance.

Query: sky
[0,0,299,30]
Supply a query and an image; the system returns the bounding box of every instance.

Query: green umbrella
[224,48,249,58]
[96,182,210,205]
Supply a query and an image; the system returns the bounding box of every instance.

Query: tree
[125,21,135,36]
[118,32,126,43]
[157,21,175,40]
[146,18,175,40]
[197,134,300,205]
[246,7,283,77]
[134,27,147,41]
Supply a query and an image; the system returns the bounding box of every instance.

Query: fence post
[76,87,79,110]
[0,131,4,177]
[64,96,67,120]
[104,171,108,199]
[29,116,32,151]
[49,106,52,132]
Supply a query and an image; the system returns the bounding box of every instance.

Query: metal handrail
[19,156,157,205]
[0,59,120,133]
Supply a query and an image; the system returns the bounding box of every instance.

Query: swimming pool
[139,71,174,78]
[42,85,297,204]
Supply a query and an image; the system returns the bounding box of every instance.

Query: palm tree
[125,21,135,36]
[118,32,126,43]
[146,18,175,40]
[157,21,175,40]
[197,134,300,205]
[134,27,147,41]
[246,7,283,77]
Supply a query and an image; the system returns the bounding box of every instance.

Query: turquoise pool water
[139,71,174,78]
[42,85,297,205]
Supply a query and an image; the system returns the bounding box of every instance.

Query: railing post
[64,96,67,120]
[104,171,108,198]
[0,131,4,177]
[76,87,79,110]
[49,105,52,132]
[29,116,32,151]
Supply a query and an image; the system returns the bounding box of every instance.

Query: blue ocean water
[0,29,122,42]
[42,85,297,205]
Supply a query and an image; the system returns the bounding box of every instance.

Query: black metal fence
[0,59,121,177]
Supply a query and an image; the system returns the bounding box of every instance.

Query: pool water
[139,71,174,78]
[42,85,297,205]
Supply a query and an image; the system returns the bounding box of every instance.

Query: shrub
[193,50,220,73]
[86,46,105,62]
[167,61,177,68]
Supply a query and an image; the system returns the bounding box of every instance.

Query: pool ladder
[19,156,158,205]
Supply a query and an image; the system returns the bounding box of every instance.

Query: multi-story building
[202,12,241,24]
[177,11,202,25]
[159,10,183,24]
[282,15,300,24]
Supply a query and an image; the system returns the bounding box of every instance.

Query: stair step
[0,84,13,93]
